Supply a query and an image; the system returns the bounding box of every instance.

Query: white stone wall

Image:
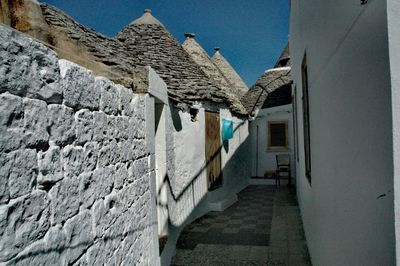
[387,0,400,263]
[290,0,395,264]
[0,26,154,265]
[166,108,207,227]
[220,109,251,192]
[164,108,251,228]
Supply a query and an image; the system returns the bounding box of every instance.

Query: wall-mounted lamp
[360,0,368,5]
[189,103,201,122]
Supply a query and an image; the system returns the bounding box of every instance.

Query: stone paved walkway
[171,185,311,265]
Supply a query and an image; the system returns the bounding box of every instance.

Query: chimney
[144,9,152,14]
[184,33,196,39]
[214,47,221,52]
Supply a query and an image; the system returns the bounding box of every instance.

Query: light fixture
[189,102,201,122]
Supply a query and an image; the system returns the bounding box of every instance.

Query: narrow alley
[172,185,311,265]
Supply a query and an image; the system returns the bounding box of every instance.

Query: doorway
[205,111,222,190]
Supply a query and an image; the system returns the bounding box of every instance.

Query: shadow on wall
[8,221,158,265]
[156,119,251,253]
[6,118,250,265]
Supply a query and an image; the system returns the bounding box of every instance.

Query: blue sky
[42,0,289,87]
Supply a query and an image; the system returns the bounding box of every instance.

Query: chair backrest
[276,154,290,167]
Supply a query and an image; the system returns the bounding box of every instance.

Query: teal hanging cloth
[222,119,233,141]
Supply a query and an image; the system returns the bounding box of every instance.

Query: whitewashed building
[242,46,294,184]
[290,0,399,264]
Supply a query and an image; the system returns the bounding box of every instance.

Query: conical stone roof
[34,5,240,112]
[274,43,290,68]
[242,44,292,116]
[117,10,235,110]
[211,49,249,97]
[182,34,247,115]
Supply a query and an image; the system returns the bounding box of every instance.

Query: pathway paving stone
[171,185,311,265]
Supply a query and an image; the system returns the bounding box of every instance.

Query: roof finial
[214,47,221,52]
[184,33,196,39]
[144,9,152,14]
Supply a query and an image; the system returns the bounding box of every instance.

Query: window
[268,121,288,151]
[302,53,312,182]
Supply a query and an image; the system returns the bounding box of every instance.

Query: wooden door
[205,111,222,190]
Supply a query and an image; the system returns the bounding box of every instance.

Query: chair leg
[276,172,280,188]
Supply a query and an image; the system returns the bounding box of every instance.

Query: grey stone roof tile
[242,67,292,115]
[182,35,247,115]
[117,11,241,111]
[211,49,249,97]
[39,5,241,113]
[242,44,293,115]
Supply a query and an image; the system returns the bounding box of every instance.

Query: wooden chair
[276,154,290,187]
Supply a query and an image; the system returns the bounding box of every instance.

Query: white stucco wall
[220,109,251,192]
[249,104,294,179]
[290,0,395,265]
[159,107,252,265]
[387,0,400,263]
[166,109,208,226]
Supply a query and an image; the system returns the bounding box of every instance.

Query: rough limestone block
[0,26,62,103]
[132,157,149,181]
[44,225,66,253]
[79,172,95,210]
[0,191,50,262]
[79,166,114,210]
[93,111,108,142]
[133,139,147,160]
[0,153,11,204]
[47,104,76,146]
[87,238,119,266]
[116,182,137,212]
[64,210,93,264]
[114,163,129,190]
[23,98,49,149]
[116,116,130,140]
[9,239,61,266]
[115,234,139,265]
[75,109,94,145]
[59,60,99,110]
[137,174,150,198]
[82,142,98,172]
[62,145,84,178]
[131,94,146,121]
[37,146,63,190]
[69,254,88,266]
[128,117,145,140]
[98,140,120,167]
[106,116,118,140]
[0,91,24,165]
[101,165,116,197]
[118,140,133,163]
[8,149,37,199]
[119,85,134,116]
[97,77,120,115]
[92,198,118,239]
[10,224,66,265]
[0,92,24,128]
[49,176,80,225]
[0,127,25,153]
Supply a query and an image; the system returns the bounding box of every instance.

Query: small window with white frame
[268,121,288,151]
